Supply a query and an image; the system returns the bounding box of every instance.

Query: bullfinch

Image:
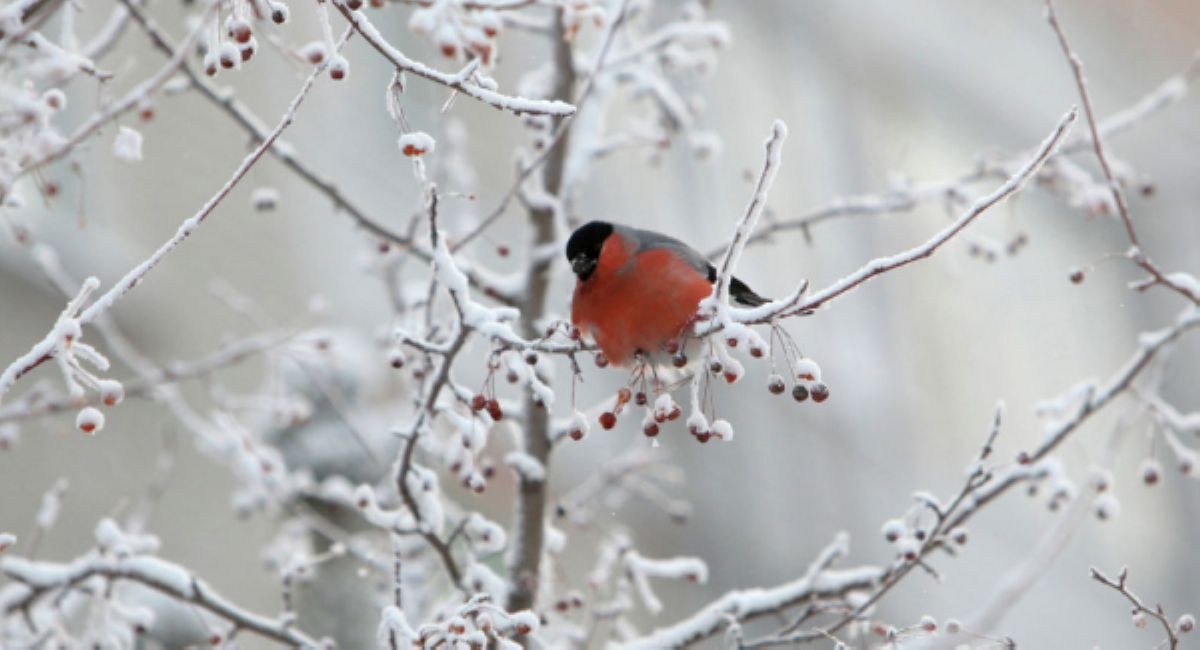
[566,221,768,366]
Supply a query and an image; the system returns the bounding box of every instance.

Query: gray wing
[616,224,769,307]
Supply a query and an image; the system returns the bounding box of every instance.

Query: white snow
[113,126,143,162]
[504,451,546,483]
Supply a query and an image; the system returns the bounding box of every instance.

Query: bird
[566,220,769,366]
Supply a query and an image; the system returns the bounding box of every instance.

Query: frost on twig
[1,518,321,648]
[1090,566,1193,650]
[0,278,121,433]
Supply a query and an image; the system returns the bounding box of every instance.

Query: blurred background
[2,0,1199,646]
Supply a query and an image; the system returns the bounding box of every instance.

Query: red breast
[571,233,713,365]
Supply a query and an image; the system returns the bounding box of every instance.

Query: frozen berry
[643,422,659,437]
[767,374,785,395]
[792,384,809,401]
[672,354,687,368]
[470,394,487,411]
[76,407,104,434]
[599,411,617,430]
[594,353,609,368]
[486,399,502,421]
[1141,459,1162,486]
[98,380,124,407]
[635,391,647,406]
[810,382,830,403]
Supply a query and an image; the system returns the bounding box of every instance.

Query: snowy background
[2,0,1199,647]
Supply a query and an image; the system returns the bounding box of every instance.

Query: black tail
[730,276,769,307]
[705,263,769,307]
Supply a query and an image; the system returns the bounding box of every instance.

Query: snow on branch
[1,520,320,647]
[619,535,878,649]
[1044,0,1200,307]
[730,107,1079,325]
[333,1,576,117]
[0,0,218,200]
[0,39,336,409]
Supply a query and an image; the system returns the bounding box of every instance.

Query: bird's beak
[571,254,596,279]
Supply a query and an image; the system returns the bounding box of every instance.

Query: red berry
[749,346,765,358]
[767,374,785,395]
[1069,269,1084,284]
[722,371,737,384]
[470,394,486,411]
[229,23,252,43]
[440,43,457,58]
[569,428,584,441]
[635,391,647,406]
[643,422,659,437]
[725,337,738,347]
[672,354,687,368]
[708,360,723,374]
[599,412,617,430]
[792,384,809,402]
[486,399,502,421]
[616,387,632,405]
[810,382,830,403]
[594,353,608,368]
[695,432,711,443]
[506,371,519,384]
[498,245,510,257]
[667,406,682,421]
[345,0,362,8]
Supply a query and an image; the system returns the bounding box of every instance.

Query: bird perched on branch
[566,221,768,366]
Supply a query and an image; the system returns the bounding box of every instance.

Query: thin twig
[1044,0,1200,306]
[1090,566,1179,650]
